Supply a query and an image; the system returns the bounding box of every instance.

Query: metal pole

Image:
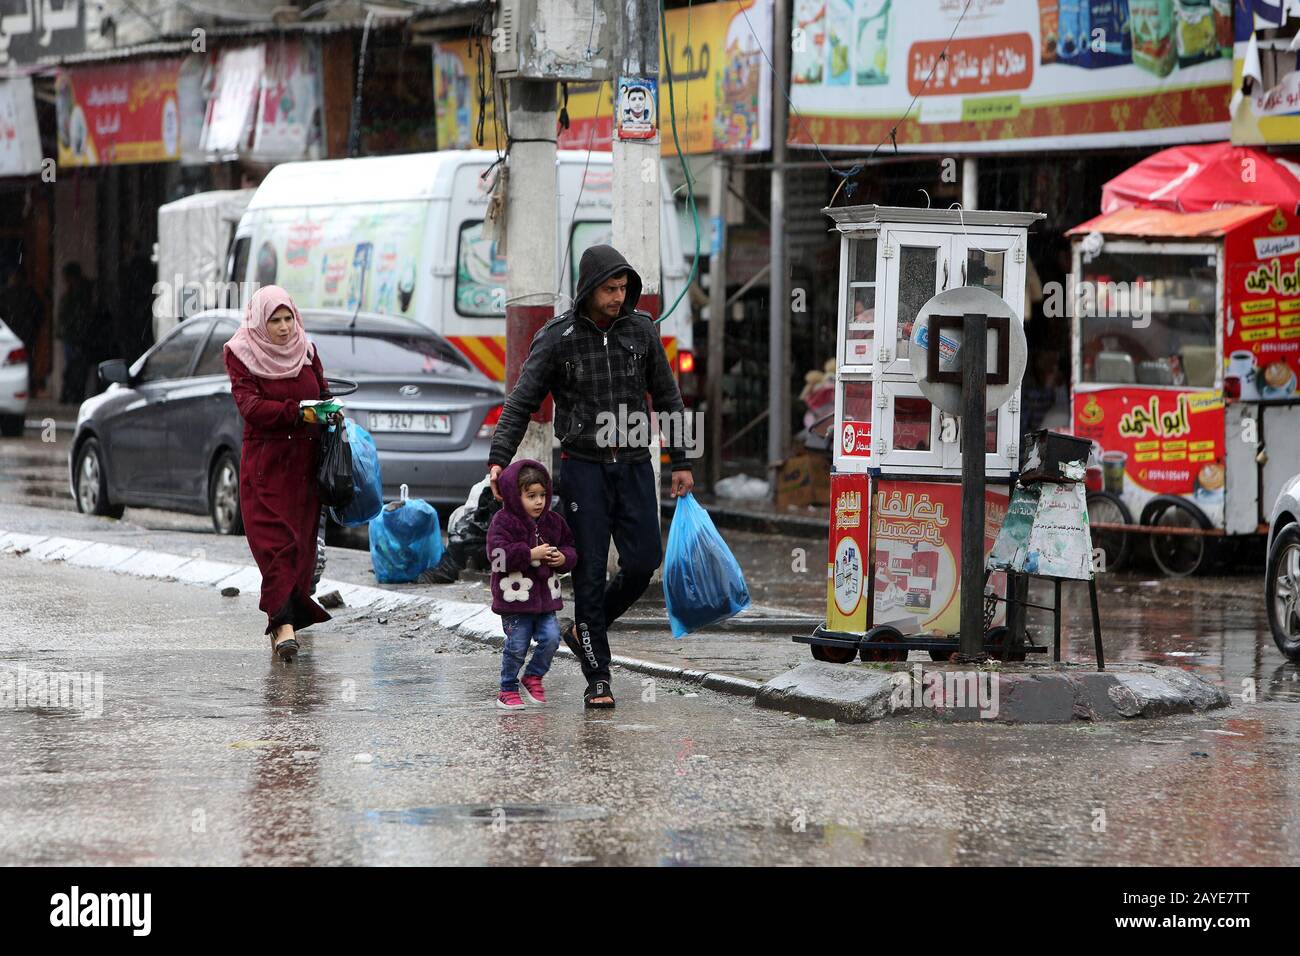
[707,155,728,489]
[504,78,557,465]
[767,0,790,490]
[958,311,988,661]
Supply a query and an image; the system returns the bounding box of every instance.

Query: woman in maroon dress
[223,285,338,661]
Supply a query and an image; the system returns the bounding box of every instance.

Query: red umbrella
[1100,142,1300,215]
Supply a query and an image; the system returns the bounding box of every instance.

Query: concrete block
[756,662,896,723]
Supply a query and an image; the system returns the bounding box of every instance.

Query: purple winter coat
[487,459,578,615]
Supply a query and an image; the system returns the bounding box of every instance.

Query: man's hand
[489,464,503,500]
[670,469,694,498]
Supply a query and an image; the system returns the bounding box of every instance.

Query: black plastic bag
[317,422,356,510]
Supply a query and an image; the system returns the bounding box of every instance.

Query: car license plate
[369,411,451,433]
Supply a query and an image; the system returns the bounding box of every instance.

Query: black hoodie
[487,244,692,471]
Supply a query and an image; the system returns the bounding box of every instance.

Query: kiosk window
[965,248,1005,297]
[897,245,938,361]
[1079,251,1215,386]
[843,236,877,365]
[893,396,932,451]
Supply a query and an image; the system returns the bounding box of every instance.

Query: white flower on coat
[500,572,534,602]
[548,574,562,600]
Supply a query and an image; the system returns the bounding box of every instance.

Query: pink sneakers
[520,676,547,705]
[496,690,525,710]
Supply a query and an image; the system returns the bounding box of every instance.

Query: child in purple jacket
[487,459,578,710]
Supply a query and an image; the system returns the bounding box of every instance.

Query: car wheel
[1140,496,1216,577]
[209,450,243,535]
[73,437,124,518]
[1266,523,1300,662]
[1086,491,1132,573]
[0,414,22,437]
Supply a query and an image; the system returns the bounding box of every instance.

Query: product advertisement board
[827,473,1007,636]
[788,0,1231,152]
[1223,208,1300,400]
[56,58,183,166]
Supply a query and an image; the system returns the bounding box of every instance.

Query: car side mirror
[99,359,130,386]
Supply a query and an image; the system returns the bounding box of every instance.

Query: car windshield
[310,330,473,377]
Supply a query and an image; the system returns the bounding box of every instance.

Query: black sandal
[584,680,615,709]
[271,631,299,662]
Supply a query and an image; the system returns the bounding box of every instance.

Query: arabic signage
[1073,386,1225,525]
[788,0,1231,153]
[558,0,773,154]
[56,58,182,166]
[0,76,42,176]
[826,473,1006,636]
[1224,206,1300,399]
[432,38,504,150]
[0,0,86,68]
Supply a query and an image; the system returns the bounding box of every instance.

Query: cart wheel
[860,625,908,662]
[985,625,1026,662]
[1140,496,1216,578]
[1086,491,1133,573]
[811,643,858,664]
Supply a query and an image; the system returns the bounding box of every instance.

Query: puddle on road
[364,804,609,826]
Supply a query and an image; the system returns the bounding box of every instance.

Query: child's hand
[529,544,552,563]
[543,547,565,567]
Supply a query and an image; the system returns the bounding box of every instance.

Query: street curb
[755,661,1233,724]
[0,528,764,699]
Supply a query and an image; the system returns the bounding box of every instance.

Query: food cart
[1068,145,1300,577]
[795,205,1049,663]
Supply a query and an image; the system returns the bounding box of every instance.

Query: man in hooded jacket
[487,244,694,708]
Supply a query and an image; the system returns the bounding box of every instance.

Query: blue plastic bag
[368,485,444,584]
[662,493,751,638]
[331,421,383,527]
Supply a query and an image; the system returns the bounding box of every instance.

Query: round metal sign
[909,285,1026,416]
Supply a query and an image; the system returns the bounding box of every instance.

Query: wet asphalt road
[3,556,1300,866]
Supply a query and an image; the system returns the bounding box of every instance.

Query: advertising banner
[0,77,42,177]
[788,0,1231,152]
[56,58,182,166]
[1223,207,1300,399]
[0,0,86,68]
[201,45,262,156]
[432,38,504,150]
[1072,386,1226,525]
[252,39,323,160]
[826,473,1007,636]
[559,0,773,154]
[1231,0,1300,143]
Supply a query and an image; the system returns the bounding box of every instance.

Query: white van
[226,149,694,386]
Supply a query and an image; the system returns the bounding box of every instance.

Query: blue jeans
[499,612,561,692]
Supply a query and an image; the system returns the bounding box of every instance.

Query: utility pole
[707,156,728,490]
[611,0,662,486]
[768,0,791,490]
[503,79,558,464]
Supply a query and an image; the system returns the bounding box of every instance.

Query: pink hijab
[223,285,315,380]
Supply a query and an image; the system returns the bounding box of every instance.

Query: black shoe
[560,618,580,657]
[584,680,615,709]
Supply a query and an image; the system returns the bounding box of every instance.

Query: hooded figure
[482,243,695,709]
[486,459,577,615]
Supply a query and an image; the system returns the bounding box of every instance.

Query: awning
[1099,142,1300,214]
[1067,205,1277,238]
